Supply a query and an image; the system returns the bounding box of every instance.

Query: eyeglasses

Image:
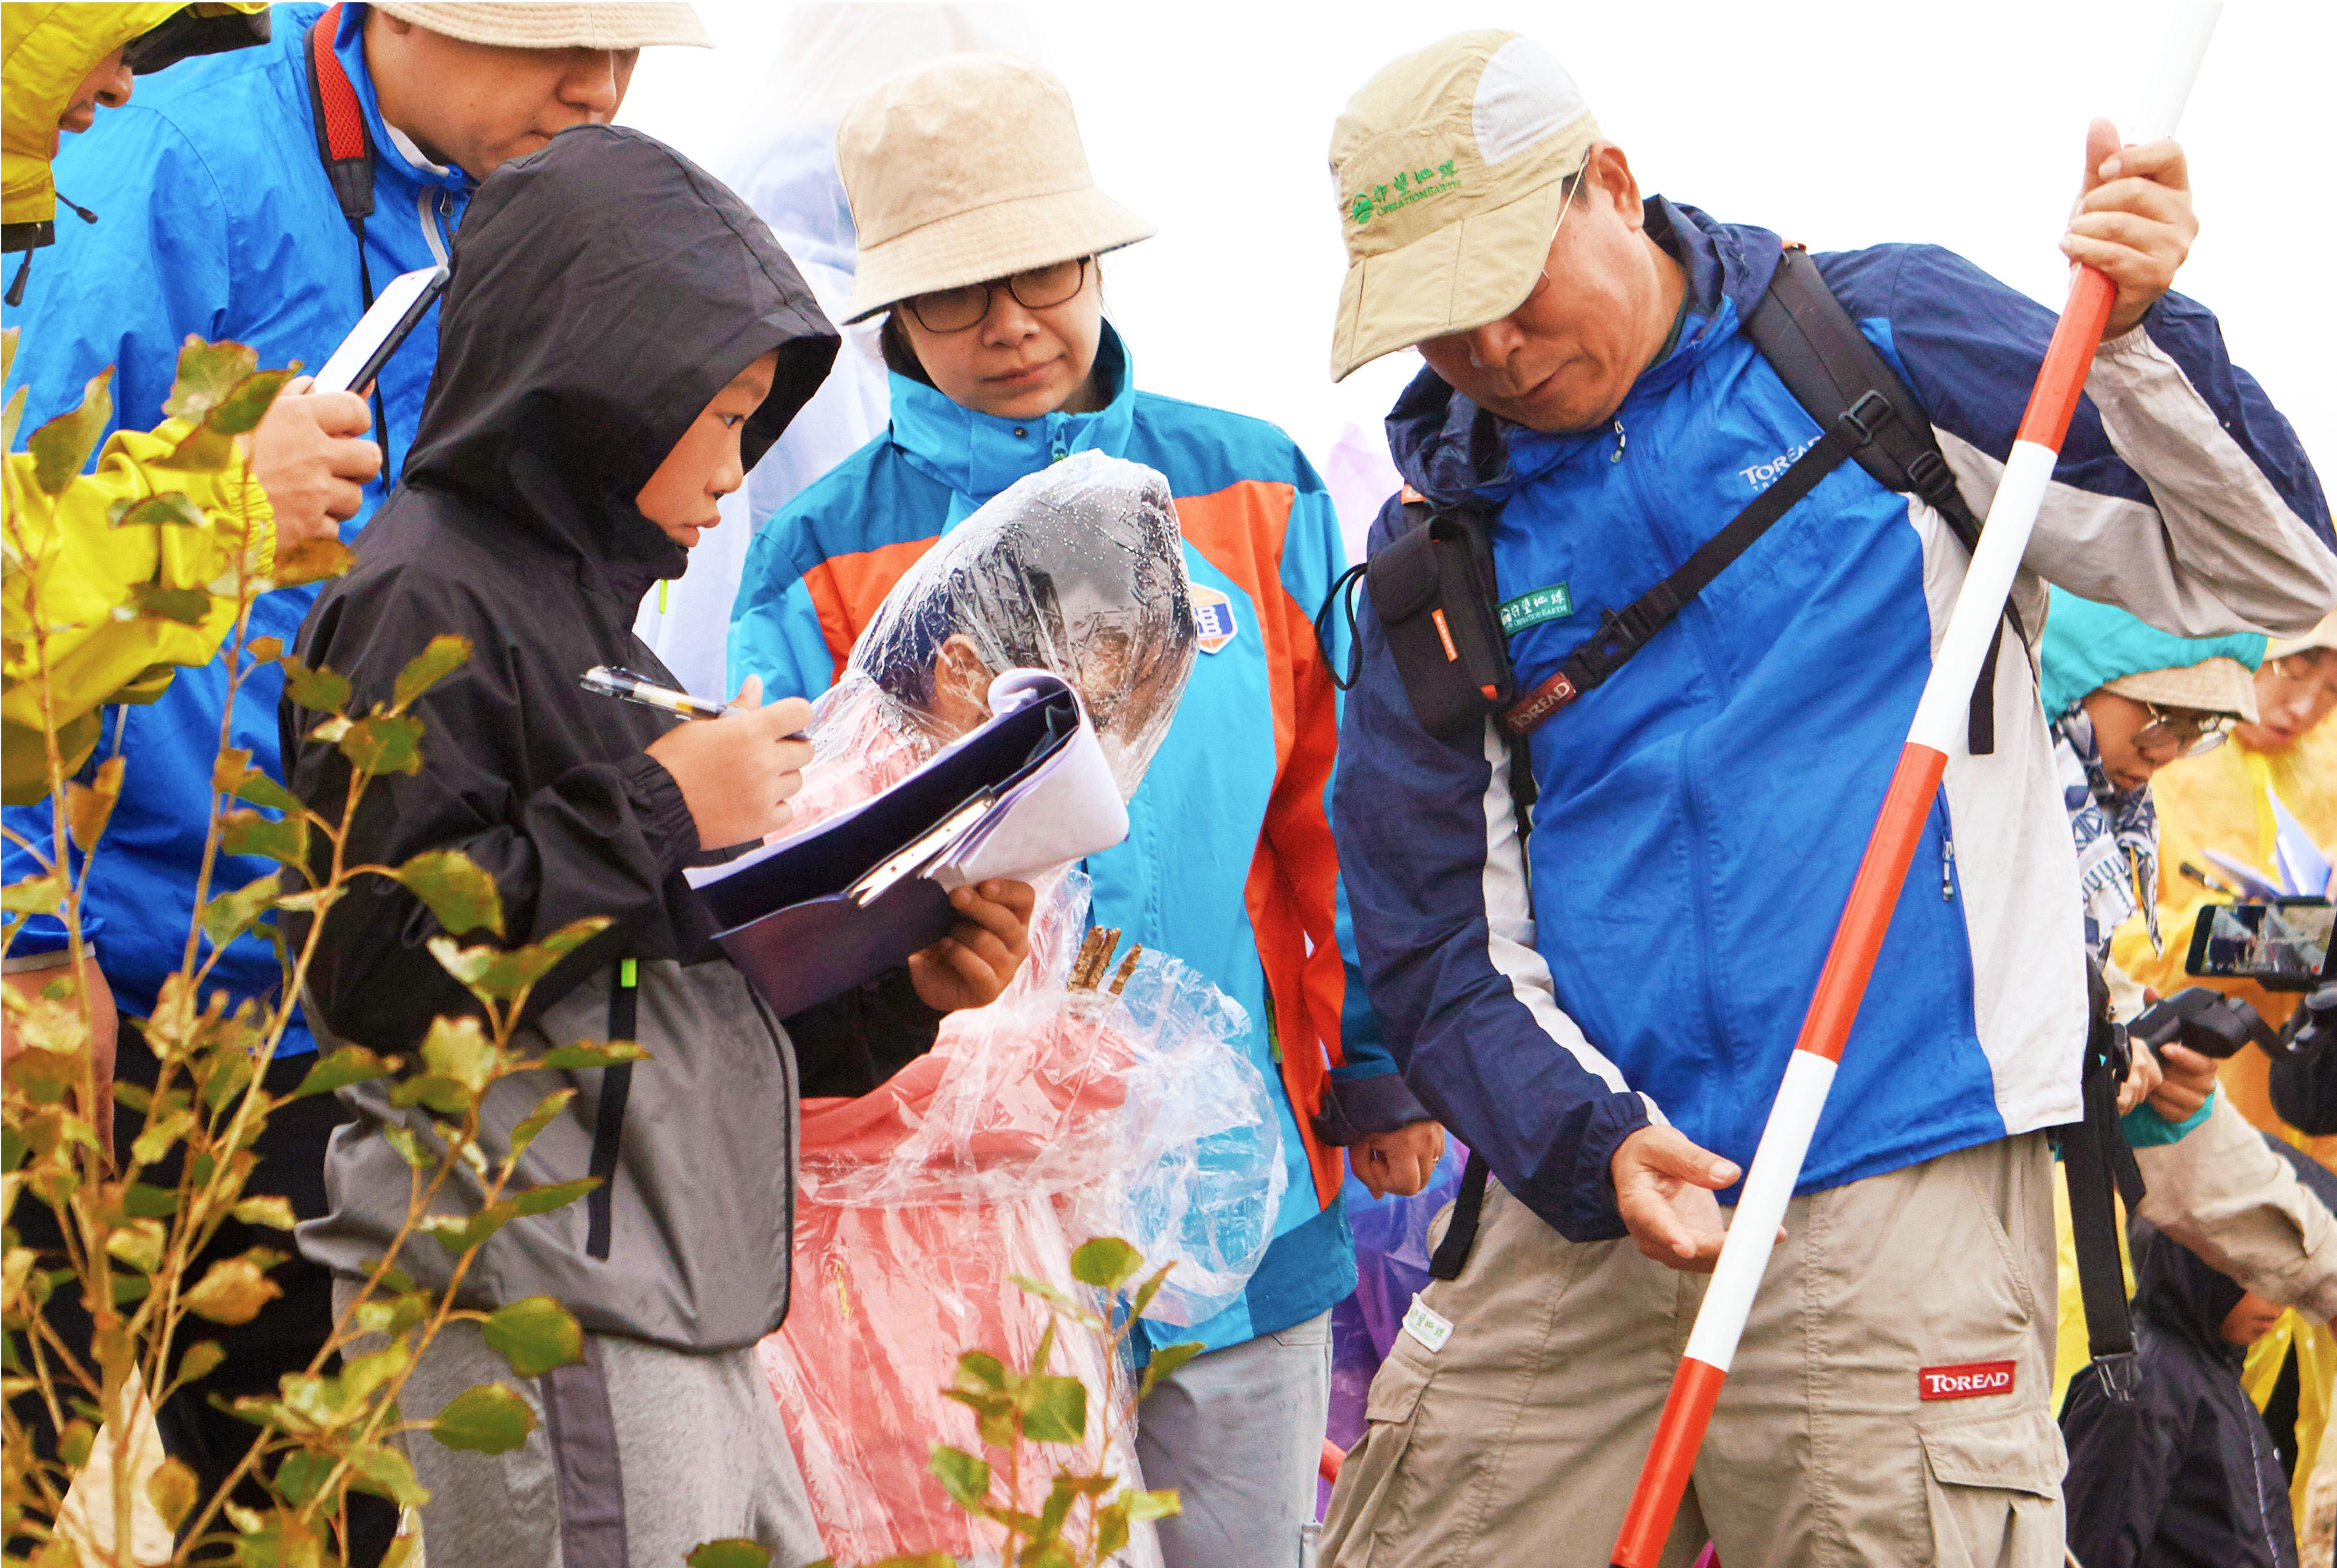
[2267,652,2337,702]
[903,257,1092,334]
[2134,702,2236,759]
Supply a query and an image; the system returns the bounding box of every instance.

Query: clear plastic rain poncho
[756,452,1283,1566]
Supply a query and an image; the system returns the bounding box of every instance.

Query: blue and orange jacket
[730,326,1422,1351]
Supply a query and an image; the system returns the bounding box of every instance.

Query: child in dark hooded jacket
[282,125,1031,1568]
[2061,1214,2302,1568]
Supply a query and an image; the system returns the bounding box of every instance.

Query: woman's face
[896,262,1106,420]
[2081,689,2217,794]
[2237,649,2337,753]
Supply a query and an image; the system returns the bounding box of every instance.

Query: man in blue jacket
[0,4,711,1551]
[1316,31,2337,1568]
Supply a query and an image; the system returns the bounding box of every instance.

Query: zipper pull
[1610,418,1627,464]
[1941,832,1956,901]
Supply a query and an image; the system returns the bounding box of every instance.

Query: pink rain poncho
[756,455,1286,1564]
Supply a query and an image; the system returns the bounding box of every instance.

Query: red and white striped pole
[1609,14,2220,1563]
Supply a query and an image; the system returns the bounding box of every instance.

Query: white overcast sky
[617,2,2332,510]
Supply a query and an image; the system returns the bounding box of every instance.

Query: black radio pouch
[1365,504,1513,745]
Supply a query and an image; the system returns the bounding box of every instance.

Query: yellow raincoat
[3,2,277,803]
[2110,721,2337,1531]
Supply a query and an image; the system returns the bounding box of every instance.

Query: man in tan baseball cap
[1316,27,2337,1568]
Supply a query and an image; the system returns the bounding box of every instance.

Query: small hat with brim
[2269,608,2337,662]
[1327,31,1601,382]
[2103,659,2259,724]
[834,53,1155,325]
[370,3,712,50]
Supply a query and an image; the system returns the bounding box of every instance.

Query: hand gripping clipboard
[684,671,1128,1018]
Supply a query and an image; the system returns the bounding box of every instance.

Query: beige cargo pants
[1321,1133,2066,1568]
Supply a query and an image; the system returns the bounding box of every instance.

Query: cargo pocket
[1918,1410,2064,1568]
[1318,1345,1433,1568]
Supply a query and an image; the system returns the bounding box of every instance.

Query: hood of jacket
[2038,586,2267,717]
[2133,1220,2250,1366]
[1385,197,1781,510]
[403,123,840,607]
[1,2,266,248]
[887,322,1139,511]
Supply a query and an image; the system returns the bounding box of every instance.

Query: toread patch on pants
[1318,1134,2066,1568]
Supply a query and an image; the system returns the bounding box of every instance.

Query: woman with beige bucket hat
[728,52,1448,1567]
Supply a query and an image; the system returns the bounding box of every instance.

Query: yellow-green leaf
[1017,1372,1086,1444]
[163,337,258,423]
[199,870,281,948]
[397,847,503,938]
[509,1176,598,1218]
[289,1044,393,1098]
[147,1455,200,1529]
[338,713,425,777]
[105,1217,168,1273]
[64,754,126,852]
[429,1382,534,1454]
[419,1014,497,1094]
[183,1250,285,1325]
[1121,1484,1181,1521]
[1,873,64,914]
[232,1195,298,1230]
[391,634,472,714]
[482,1295,583,1378]
[280,657,351,714]
[508,1086,575,1159]
[684,1542,770,1568]
[220,809,309,868]
[536,1038,650,1071]
[28,369,112,493]
[105,490,209,529]
[269,535,356,588]
[206,367,294,436]
[927,1444,991,1509]
[1138,1340,1204,1402]
[2,382,25,453]
[1069,1236,1143,1292]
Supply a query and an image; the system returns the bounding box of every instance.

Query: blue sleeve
[727,516,845,704]
[5,106,233,437]
[1329,493,1652,1237]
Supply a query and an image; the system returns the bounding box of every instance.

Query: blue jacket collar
[887,322,1137,508]
[336,3,474,196]
[1387,197,1784,508]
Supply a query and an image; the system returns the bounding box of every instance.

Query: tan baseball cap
[835,54,1156,325]
[2104,658,2260,724]
[1328,31,1601,382]
[2269,608,2337,662]
[371,3,712,50]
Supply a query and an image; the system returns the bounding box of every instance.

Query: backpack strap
[303,5,398,479]
[305,5,375,224]
[1742,245,2021,755]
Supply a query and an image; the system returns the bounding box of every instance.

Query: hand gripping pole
[1608,14,2219,1562]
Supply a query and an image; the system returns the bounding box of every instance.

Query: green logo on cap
[1349,158,1460,226]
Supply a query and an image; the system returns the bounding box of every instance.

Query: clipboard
[686,671,1127,1018]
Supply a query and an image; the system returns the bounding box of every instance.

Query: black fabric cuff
[1517,1090,1654,1243]
[1311,1071,1436,1146]
[621,752,701,877]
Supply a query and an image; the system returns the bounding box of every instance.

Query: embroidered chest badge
[1192,584,1239,654]
[1498,583,1574,635]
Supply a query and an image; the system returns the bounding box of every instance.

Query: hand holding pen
[596,668,814,848]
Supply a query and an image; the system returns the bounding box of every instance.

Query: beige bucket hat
[1328,31,1602,382]
[834,53,1156,325]
[2104,658,2260,724]
[371,3,712,50]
